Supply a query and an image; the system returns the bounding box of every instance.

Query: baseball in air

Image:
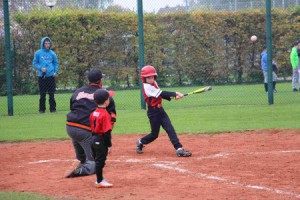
[250,35,257,42]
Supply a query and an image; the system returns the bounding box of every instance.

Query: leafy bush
[1,8,299,96]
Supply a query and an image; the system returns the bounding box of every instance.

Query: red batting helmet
[141,65,157,81]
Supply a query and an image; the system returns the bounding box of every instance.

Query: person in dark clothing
[64,70,116,178]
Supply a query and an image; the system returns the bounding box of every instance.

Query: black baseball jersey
[66,84,116,130]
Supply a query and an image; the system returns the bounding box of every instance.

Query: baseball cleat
[176,148,192,157]
[95,179,113,188]
[136,139,144,154]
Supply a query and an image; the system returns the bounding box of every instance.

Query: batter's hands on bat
[175,92,184,100]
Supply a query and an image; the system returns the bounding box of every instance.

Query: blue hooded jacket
[33,37,59,77]
[261,50,275,72]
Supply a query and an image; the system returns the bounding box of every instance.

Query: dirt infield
[0,130,299,200]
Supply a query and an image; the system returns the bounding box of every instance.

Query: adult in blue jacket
[33,37,59,113]
[261,47,277,93]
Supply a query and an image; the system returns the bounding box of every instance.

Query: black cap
[94,89,115,105]
[88,70,102,83]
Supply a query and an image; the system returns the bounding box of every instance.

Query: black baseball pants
[141,107,182,150]
[92,134,108,183]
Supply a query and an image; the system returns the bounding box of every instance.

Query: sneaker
[64,161,81,178]
[95,179,113,188]
[176,148,192,157]
[136,139,144,154]
[293,88,298,92]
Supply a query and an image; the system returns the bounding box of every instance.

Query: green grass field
[1,82,300,115]
[1,83,300,142]
[0,191,52,200]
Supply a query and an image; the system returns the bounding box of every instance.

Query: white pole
[235,0,237,11]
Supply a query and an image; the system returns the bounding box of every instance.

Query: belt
[92,133,104,136]
[66,121,91,131]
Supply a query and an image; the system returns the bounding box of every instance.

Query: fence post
[137,0,146,110]
[3,0,14,115]
[266,0,274,105]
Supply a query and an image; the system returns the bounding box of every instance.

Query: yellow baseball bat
[184,86,212,96]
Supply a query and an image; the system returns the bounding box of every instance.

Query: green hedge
[1,8,299,95]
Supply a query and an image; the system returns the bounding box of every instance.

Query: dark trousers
[92,134,108,183]
[264,82,276,92]
[66,125,94,162]
[65,125,96,176]
[38,76,56,112]
[141,107,182,150]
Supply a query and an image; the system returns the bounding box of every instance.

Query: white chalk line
[28,158,180,165]
[109,158,180,165]
[29,149,300,164]
[197,150,300,160]
[153,163,300,199]
[29,159,75,164]
[28,150,300,198]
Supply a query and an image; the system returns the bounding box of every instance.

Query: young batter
[90,89,114,188]
[136,65,192,157]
